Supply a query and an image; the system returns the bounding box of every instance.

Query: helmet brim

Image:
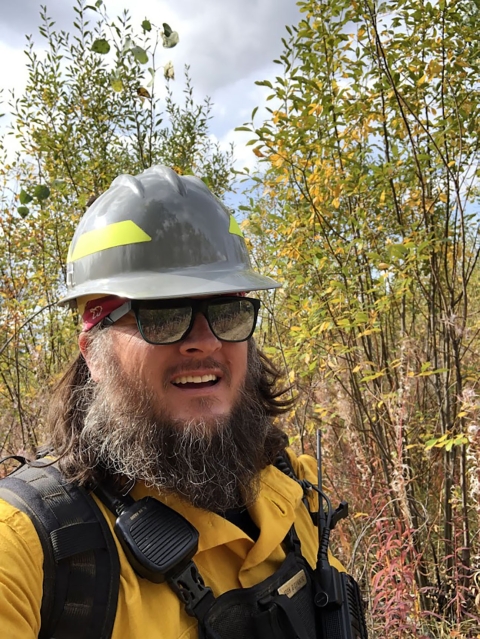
[58,267,281,307]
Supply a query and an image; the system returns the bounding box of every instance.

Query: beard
[77,339,276,512]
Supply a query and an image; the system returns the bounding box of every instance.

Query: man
[0,166,345,639]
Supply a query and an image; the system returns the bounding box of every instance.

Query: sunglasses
[102,296,261,345]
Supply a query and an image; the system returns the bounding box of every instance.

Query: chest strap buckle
[169,560,216,620]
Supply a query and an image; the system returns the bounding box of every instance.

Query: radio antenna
[316,429,326,540]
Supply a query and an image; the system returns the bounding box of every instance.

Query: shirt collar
[131,463,304,561]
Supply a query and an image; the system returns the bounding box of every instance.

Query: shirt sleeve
[0,499,43,638]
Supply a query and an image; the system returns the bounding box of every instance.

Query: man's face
[78,303,272,511]
[90,302,249,425]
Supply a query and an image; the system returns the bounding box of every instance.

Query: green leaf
[33,185,50,200]
[162,31,179,48]
[19,189,33,204]
[361,370,385,382]
[163,22,172,37]
[91,38,110,54]
[122,37,133,54]
[142,19,152,32]
[95,0,103,6]
[132,46,148,64]
[110,77,124,92]
[17,206,29,218]
[255,80,273,89]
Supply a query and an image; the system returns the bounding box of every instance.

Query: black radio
[95,484,199,583]
[313,430,368,639]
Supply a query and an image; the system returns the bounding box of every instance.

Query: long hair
[45,339,295,486]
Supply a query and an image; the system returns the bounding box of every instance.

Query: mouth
[171,373,221,390]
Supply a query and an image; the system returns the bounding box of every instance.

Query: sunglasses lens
[208,299,256,341]
[137,306,192,344]
[134,298,258,344]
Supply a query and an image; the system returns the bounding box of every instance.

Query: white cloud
[0,41,29,102]
[0,0,299,170]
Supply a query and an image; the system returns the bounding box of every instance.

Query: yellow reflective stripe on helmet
[229,215,243,238]
[68,221,152,263]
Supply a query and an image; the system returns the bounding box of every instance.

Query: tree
[0,0,234,460]
[241,0,480,634]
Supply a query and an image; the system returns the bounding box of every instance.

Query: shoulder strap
[0,460,120,639]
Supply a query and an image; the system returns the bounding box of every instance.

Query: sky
[0,0,302,194]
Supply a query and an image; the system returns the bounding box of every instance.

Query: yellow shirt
[0,452,344,638]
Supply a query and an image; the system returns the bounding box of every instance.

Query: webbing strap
[0,461,120,639]
[51,521,107,561]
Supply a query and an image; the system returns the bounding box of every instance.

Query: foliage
[241,0,480,634]
[0,0,234,456]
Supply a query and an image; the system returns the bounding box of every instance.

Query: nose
[178,312,221,356]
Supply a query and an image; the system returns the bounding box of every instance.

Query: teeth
[174,374,218,384]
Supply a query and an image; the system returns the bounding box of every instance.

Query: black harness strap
[0,461,120,639]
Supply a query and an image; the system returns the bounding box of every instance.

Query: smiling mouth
[171,374,220,389]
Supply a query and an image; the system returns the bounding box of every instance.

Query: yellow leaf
[439,193,448,203]
[273,111,287,124]
[357,329,377,337]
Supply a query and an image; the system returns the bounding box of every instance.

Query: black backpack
[0,458,120,639]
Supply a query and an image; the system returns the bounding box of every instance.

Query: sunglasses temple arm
[103,301,133,326]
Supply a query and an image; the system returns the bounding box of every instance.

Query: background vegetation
[241,0,480,635]
[1,0,479,636]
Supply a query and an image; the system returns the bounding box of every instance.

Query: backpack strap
[0,460,120,639]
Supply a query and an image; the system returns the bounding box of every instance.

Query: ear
[78,331,102,382]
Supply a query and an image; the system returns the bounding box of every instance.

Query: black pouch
[200,551,317,639]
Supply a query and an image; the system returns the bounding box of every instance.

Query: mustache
[163,358,232,387]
